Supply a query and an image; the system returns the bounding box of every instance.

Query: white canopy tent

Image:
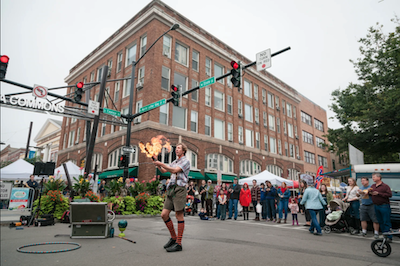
[0,159,36,181]
[239,170,294,186]
[54,161,82,184]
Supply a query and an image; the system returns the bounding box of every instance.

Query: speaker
[71,224,108,238]
[33,162,56,175]
[44,162,55,175]
[70,202,107,223]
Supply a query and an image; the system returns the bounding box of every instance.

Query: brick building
[58,0,332,182]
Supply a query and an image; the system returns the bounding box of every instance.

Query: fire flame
[139,135,171,159]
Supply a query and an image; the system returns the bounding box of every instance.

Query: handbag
[256,203,262,214]
[237,202,243,212]
[195,190,199,196]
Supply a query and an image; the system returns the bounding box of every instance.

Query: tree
[328,18,400,163]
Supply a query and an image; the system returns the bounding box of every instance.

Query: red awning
[288,180,299,189]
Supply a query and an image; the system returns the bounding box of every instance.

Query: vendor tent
[239,170,293,186]
[0,159,35,181]
[54,161,81,184]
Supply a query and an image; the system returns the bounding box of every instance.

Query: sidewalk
[0,209,31,225]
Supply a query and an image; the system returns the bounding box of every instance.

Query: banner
[8,188,31,210]
[0,182,12,200]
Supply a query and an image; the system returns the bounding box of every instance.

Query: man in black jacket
[228,178,241,220]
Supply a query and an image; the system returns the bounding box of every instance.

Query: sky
[1,0,399,150]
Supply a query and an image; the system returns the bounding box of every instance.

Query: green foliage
[33,193,69,220]
[129,181,146,197]
[24,156,41,165]
[72,176,91,197]
[145,177,160,195]
[102,196,125,214]
[143,195,163,215]
[0,160,13,168]
[43,176,67,194]
[105,177,124,197]
[328,17,400,163]
[101,195,162,215]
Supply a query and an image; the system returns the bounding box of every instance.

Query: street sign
[139,98,166,113]
[256,48,271,71]
[32,84,48,99]
[199,77,215,88]
[88,100,100,116]
[103,108,121,117]
[122,146,136,154]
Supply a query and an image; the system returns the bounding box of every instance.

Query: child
[185,199,193,213]
[218,190,227,220]
[288,197,299,226]
[327,206,342,221]
[198,208,209,220]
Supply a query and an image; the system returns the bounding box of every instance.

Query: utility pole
[25,121,33,158]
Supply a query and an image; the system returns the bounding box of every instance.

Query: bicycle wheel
[371,239,391,257]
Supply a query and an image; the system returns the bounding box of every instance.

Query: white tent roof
[0,159,36,181]
[239,170,293,186]
[54,161,81,183]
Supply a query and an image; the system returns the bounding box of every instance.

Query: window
[238,126,243,143]
[228,123,233,141]
[107,59,112,76]
[71,117,76,124]
[68,131,75,147]
[91,153,103,172]
[282,100,286,114]
[214,119,225,140]
[121,107,128,130]
[287,103,292,117]
[76,128,81,144]
[305,151,316,164]
[318,155,328,168]
[315,118,324,132]
[301,111,312,126]
[289,144,294,158]
[288,123,294,138]
[117,52,123,73]
[174,72,187,95]
[136,100,142,123]
[285,142,288,156]
[83,124,86,141]
[214,63,224,84]
[268,93,274,108]
[191,80,198,101]
[277,118,280,133]
[278,139,282,154]
[264,135,268,151]
[255,108,259,124]
[254,85,258,100]
[163,35,171,57]
[140,35,147,56]
[90,71,95,82]
[238,100,243,116]
[302,130,314,145]
[244,80,252,98]
[316,137,325,148]
[157,146,176,164]
[263,112,267,126]
[227,69,232,88]
[114,82,120,102]
[175,42,188,66]
[266,165,283,177]
[126,44,137,66]
[205,57,211,76]
[206,154,234,173]
[214,90,224,111]
[123,76,131,97]
[191,111,198,133]
[293,106,297,119]
[192,50,199,71]
[205,87,211,106]
[187,150,198,169]
[108,146,138,168]
[275,96,280,108]
[245,129,253,147]
[240,160,261,176]
[262,89,266,104]
[245,104,253,122]
[227,95,233,115]
[63,133,67,149]
[161,66,170,90]
[111,125,115,134]
[97,67,103,82]
[172,106,186,129]
[296,145,300,159]
[288,169,300,180]
[159,104,168,125]
[101,123,106,136]
[205,115,211,136]
[269,137,276,153]
[138,67,145,84]
[268,114,275,131]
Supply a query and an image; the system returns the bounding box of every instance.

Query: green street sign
[103,108,121,117]
[199,77,215,88]
[140,98,166,113]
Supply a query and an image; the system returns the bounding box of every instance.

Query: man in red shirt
[369,173,393,242]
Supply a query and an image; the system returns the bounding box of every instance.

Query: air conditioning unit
[255,121,259,125]
[107,68,112,77]
[295,135,299,140]
[238,114,243,118]
[163,51,170,57]
[133,118,140,124]
[136,82,143,90]
[276,106,280,111]
[297,156,301,160]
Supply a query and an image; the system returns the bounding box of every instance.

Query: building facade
[34,119,62,163]
[58,0,332,182]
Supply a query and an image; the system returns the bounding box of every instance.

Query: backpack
[61,210,70,223]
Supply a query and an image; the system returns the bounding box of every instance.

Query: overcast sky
[1,0,398,150]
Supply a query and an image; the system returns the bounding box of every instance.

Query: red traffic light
[230,61,239,70]
[0,55,9,64]
[76,82,84,89]
[171,85,178,92]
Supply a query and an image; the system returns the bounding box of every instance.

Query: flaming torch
[139,135,172,161]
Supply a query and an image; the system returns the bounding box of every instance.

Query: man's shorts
[164,185,187,212]
[360,204,378,223]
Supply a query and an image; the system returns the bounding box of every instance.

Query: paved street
[1,213,399,266]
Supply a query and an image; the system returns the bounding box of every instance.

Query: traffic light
[171,84,180,107]
[0,55,10,79]
[230,60,241,89]
[118,154,127,168]
[74,82,84,102]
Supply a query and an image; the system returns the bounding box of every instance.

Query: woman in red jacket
[239,183,251,220]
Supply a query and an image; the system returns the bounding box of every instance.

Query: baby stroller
[323,199,357,235]
[184,195,195,216]
[371,229,400,257]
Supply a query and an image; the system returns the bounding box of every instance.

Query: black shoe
[163,238,176,249]
[227,217,232,219]
[166,243,182,252]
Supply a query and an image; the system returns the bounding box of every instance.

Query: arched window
[107,146,138,169]
[288,168,300,180]
[206,154,234,173]
[81,154,103,172]
[240,160,261,176]
[266,165,283,177]
[156,146,197,169]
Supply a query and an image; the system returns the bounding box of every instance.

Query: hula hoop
[17,242,81,254]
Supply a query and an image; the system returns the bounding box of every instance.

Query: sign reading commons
[0,95,65,113]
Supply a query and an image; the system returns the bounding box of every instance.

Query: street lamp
[123,24,180,180]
